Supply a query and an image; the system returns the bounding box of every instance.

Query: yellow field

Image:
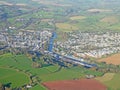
[96,73,120,90]
[0,1,27,6]
[16,3,27,6]
[56,23,78,32]
[98,53,120,65]
[100,16,118,23]
[88,9,112,13]
[32,0,71,7]
[0,1,13,5]
[95,73,115,82]
[70,16,86,20]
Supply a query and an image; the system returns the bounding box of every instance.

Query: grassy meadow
[96,73,120,90]
[0,67,30,88]
[0,53,103,89]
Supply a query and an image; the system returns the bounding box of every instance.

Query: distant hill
[0,0,120,32]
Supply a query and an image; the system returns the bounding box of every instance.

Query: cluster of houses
[54,31,120,58]
[1,30,120,59]
[0,30,52,51]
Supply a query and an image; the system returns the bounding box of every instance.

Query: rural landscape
[0,0,120,90]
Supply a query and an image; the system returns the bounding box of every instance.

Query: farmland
[56,23,78,32]
[0,67,30,88]
[0,53,104,89]
[43,79,107,90]
[95,73,115,82]
[98,53,120,65]
[104,73,120,90]
[100,16,119,24]
[95,73,120,90]
[70,16,86,20]
[0,0,120,90]
[88,9,112,13]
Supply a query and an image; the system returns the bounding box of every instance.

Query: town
[0,30,52,51]
[54,31,120,58]
[0,30,120,60]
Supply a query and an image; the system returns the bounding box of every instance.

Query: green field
[0,53,103,89]
[1,0,120,89]
[95,72,120,90]
[56,23,79,32]
[95,73,115,82]
[30,84,47,90]
[1,0,120,35]
[0,67,30,88]
[40,66,103,82]
[103,73,120,90]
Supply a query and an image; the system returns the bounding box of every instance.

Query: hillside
[0,0,120,32]
[0,0,120,90]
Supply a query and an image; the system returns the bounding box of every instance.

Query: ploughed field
[43,79,107,90]
[98,53,120,65]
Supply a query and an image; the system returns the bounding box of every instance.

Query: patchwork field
[104,73,120,90]
[98,53,120,65]
[100,16,118,24]
[32,0,71,7]
[95,73,115,82]
[56,23,78,32]
[15,3,27,6]
[0,53,103,89]
[30,84,46,90]
[43,79,107,90]
[96,73,120,90]
[70,16,86,20]
[0,1,13,5]
[88,9,112,13]
[0,67,30,88]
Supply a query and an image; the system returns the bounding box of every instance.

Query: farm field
[95,73,115,82]
[1,0,120,90]
[43,79,107,90]
[70,16,86,20]
[56,23,78,32]
[104,73,120,90]
[88,9,112,13]
[0,53,103,89]
[100,16,119,24]
[39,65,103,82]
[0,67,30,88]
[1,53,120,89]
[29,84,47,90]
[96,73,120,90]
[98,53,120,65]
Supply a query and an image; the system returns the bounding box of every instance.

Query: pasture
[100,16,118,24]
[0,53,104,89]
[95,73,115,82]
[0,67,30,88]
[104,73,120,90]
[30,84,46,90]
[56,23,78,32]
[40,66,103,82]
[96,73,120,90]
